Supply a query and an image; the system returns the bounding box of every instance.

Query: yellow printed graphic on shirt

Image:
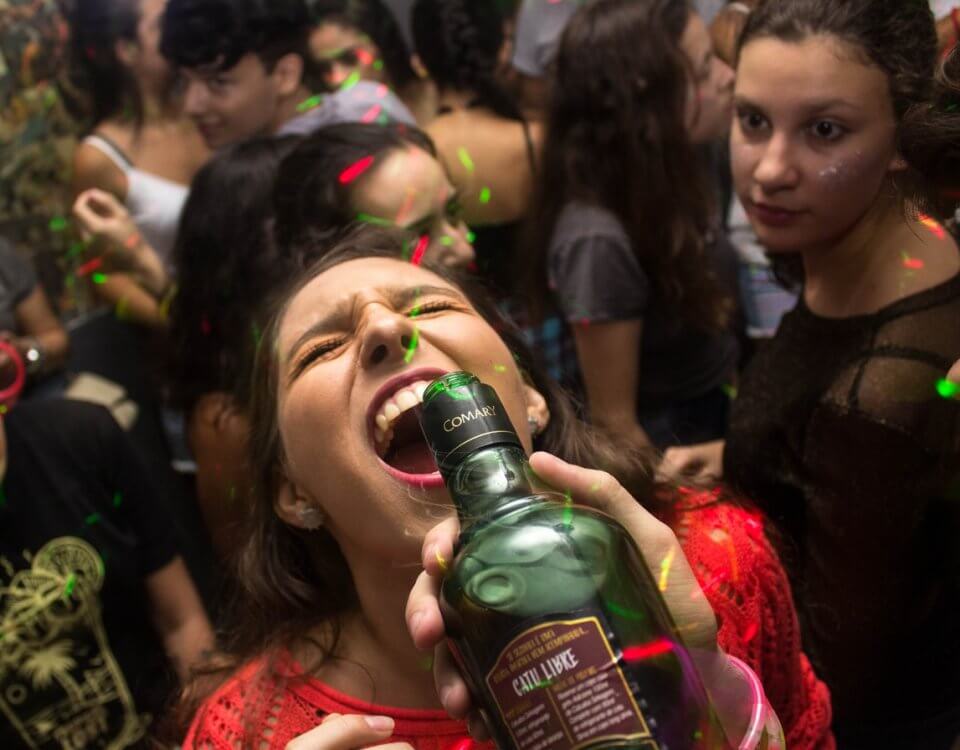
[0,537,150,749]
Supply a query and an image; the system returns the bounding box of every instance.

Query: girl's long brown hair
[169,228,666,745]
[524,0,732,332]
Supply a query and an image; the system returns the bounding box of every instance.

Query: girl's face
[274,257,535,560]
[310,21,384,90]
[352,147,475,268]
[128,0,172,85]
[731,34,902,254]
[681,11,735,144]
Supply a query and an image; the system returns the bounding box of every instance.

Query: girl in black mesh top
[660,2,960,748]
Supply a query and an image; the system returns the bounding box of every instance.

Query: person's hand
[658,440,725,484]
[283,713,414,750]
[948,359,960,385]
[710,2,752,67]
[72,188,142,263]
[405,452,720,737]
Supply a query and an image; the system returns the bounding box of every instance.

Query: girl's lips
[747,200,806,228]
[377,458,445,489]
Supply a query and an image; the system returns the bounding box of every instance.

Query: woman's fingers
[405,569,446,650]
[528,452,718,651]
[283,713,409,750]
[422,515,458,577]
[432,642,473,719]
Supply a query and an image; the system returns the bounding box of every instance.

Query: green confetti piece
[937,378,960,399]
[356,212,393,228]
[49,216,68,232]
[296,94,323,113]
[479,187,491,204]
[457,147,475,173]
[340,71,361,90]
[92,272,108,285]
[403,327,420,364]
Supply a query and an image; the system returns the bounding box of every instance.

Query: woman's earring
[528,415,541,437]
[296,502,325,530]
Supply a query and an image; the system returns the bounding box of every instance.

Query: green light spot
[520,678,553,694]
[493,364,507,373]
[92,272,107,285]
[722,383,738,400]
[49,216,68,232]
[373,59,384,71]
[63,574,77,598]
[419,654,433,671]
[296,94,323,113]
[112,492,122,508]
[85,512,101,526]
[605,599,646,621]
[457,147,475,173]
[356,212,393,228]
[67,241,87,258]
[404,327,420,364]
[563,490,573,527]
[479,187,491,204]
[440,236,454,247]
[340,71,361,91]
[937,378,960,399]
[466,230,476,244]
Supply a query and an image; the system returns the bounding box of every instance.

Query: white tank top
[82,134,189,272]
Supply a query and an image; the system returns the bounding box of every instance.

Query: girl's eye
[293,339,346,376]
[810,120,845,141]
[408,301,455,318]
[737,110,767,133]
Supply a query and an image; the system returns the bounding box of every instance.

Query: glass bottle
[418,372,730,750]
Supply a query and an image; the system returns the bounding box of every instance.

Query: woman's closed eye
[407,300,457,318]
[292,338,347,378]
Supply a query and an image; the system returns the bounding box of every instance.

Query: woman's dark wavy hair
[170,226,664,743]
[68,0,146,127]
[168,136,302,414]
[736,0,941,283]
[524,0,731,332]
[272,122,436,251]
[411,0,524,121]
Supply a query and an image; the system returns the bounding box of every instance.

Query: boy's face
[179,53,293,148]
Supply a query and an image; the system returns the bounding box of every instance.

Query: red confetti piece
[623,638,674,662]
[76,256,103,277]
[410,235,429,266]
[339,155,376,184]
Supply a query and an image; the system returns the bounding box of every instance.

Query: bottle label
[485,617,659,750]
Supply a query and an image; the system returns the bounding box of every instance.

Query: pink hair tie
[0,341,25,409]
[724,655,784,749]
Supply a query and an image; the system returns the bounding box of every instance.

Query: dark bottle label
[419,379,522,472]
[485,617,660,750]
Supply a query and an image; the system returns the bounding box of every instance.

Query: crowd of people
[1,0,959,748]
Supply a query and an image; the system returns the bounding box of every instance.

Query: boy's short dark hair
[160,0,311,73]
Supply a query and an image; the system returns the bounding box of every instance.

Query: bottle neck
[444,444,541,529]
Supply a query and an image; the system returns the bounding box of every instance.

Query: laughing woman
[662,2,960,747]
[174,230,833,749]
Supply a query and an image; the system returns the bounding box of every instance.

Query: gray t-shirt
[513,0,729,77]
[547,202,738,404]
[277,80,416,137]
[0,240,36,333]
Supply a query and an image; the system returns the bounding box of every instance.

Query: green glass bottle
[418,372,731,750]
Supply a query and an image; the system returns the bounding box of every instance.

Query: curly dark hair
[167,136,303,414]
[272,122,437,251]
[524,0,732,332]
[160,0,311,73]
[411,0,523,121]
[68,0,146,127]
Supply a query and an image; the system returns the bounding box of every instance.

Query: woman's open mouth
[367,368,447,488]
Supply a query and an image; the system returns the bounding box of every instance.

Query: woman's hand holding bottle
[283,713,414,750]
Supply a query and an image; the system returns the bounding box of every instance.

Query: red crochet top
[183,498,834,750]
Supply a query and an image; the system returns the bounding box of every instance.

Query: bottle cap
[418,372,522,473]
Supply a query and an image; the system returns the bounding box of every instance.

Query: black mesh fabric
[724,273,960,732]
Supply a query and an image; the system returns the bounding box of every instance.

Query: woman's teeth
[373,380,431,456]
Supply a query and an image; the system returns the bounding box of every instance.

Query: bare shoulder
[73,134,128,198]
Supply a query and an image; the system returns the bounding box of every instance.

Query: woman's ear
[274,476,325,530]
[523,383,551,435]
